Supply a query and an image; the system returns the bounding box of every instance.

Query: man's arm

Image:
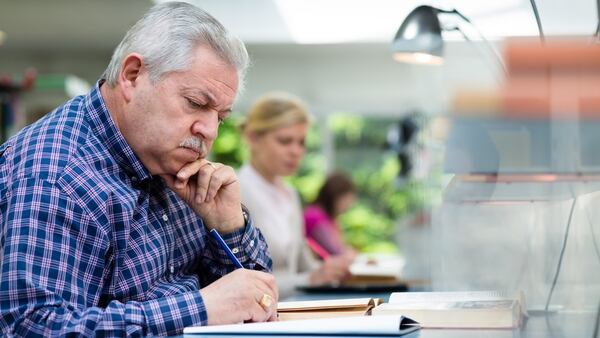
[160,159,273,276]
[161,159,279,324]
[0,177,205,337]
[200,215,273,278]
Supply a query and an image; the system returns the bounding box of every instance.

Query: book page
[376,300,518,311]
[277,298,376,311]
[278,308,369,321]
[389,291,515,303]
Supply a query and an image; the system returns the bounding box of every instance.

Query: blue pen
[209,228,244,269]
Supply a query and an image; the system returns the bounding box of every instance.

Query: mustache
[179,138,207,157]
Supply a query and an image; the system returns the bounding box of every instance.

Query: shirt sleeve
[204,217,273,273]
[0,177,204,337]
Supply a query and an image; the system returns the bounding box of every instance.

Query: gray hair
[103,1,249,94]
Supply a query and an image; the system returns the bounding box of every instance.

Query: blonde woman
[238,92,353,298]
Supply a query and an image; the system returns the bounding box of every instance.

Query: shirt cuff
[210,218,272,272]
[140,291,206,336]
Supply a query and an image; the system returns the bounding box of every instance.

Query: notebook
[183,315,420,336]
[297,254,411,293]
[347,253,405,284]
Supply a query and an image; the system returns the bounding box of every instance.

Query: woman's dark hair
[314,171,356,218]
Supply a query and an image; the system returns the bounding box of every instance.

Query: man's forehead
[180,85,235,110]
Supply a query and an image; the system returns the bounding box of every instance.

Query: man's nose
[191,112,219,141]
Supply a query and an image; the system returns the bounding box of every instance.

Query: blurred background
[2,0,600,312]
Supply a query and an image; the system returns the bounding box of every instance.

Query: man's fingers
[255,272,279,303]
[239,270,278,322]
[203,166,224,202]
[251,291,277,322]
[202,164,238,203]
[175,160,205,189]
[248,300,272,323]
[193,161,218,203]
[241,269,278,303]
[172,159,224,203]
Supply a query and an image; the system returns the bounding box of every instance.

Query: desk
[179,310,596,337]
[418,311,595,338]
[177,289,597,337]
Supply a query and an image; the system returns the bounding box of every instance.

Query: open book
[371,291,527,329]
[346,253,405,284]
[277,297,383,321]
[298,254,414,293]
[183,315,420,336]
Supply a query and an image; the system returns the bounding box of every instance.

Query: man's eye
[186,98,205,109]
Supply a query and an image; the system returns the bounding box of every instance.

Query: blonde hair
[241,92,311,135]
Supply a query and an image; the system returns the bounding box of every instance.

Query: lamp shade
[392,5,444,65]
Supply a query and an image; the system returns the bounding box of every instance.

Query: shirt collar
[84,80,153,185]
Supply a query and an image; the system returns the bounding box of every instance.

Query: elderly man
[0,2,277,336]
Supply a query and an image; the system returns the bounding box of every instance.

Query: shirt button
[249,240,255,247]
[162,214,169,222]
[232,248,239,254]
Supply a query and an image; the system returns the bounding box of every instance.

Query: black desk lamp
[391,5,504,72]
[392,2,545,69]
[391,5,445,65]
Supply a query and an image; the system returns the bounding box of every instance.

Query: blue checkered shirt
[0,82,272,337]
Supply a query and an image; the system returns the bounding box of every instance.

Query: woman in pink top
[304,171,358,258]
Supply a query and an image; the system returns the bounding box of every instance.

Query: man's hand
[160,159,244,233]
[201,269,279,324]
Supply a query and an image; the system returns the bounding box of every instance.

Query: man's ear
[118,53,144,102]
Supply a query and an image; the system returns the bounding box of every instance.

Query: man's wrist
[217,204,249,234]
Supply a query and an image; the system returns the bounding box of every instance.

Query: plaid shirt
[0,82,272,337]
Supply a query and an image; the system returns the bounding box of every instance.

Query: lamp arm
[441,8,507,75]
[529,0,545,42]
[595,0,600,40]
[463,25,506,75]
[451,26,507,78]
[450,9,472,24]
[435,8,471,23]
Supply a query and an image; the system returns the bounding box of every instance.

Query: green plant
[212,112,432,254]
[211,115,247,168]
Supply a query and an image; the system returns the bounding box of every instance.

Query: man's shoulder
[3,95,94,181]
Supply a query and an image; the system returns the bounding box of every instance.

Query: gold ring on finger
[259,293,273,310]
